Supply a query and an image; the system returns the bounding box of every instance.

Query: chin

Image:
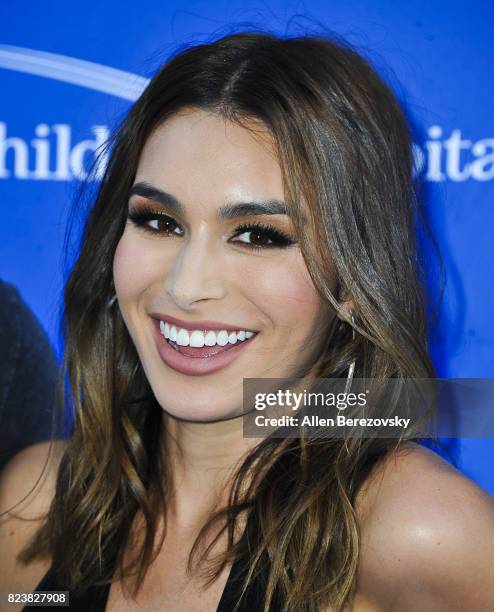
[152,390,242,423]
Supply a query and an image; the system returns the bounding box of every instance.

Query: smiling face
[113,108,337,422]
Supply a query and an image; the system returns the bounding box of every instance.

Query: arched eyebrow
[129,182,289,219]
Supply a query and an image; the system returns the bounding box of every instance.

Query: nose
[164,237,227,310]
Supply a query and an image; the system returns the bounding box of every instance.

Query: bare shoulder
[354,442,494,611]
[0,440,68,595]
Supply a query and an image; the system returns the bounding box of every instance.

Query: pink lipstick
[151,318,257,376]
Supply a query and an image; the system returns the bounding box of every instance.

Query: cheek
[239,253,322,331]
[112,230,160,302]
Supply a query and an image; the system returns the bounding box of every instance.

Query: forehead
[135,109,285,208]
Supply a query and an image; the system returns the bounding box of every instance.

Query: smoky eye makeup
[228,221,297,249]
[127,203,184,236]
[126,201,298,251]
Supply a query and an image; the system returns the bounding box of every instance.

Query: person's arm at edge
[0,440,66,604]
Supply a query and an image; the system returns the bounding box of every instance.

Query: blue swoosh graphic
[0,44,150,101]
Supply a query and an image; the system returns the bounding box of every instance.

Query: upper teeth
[159,321,255,347]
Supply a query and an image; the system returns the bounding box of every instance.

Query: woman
[1,31,493,612]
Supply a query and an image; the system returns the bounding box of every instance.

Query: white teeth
[204,330,217,346]
[159,321,256,347]
[176,328,190,346]
[189,330,205,348]
[216,330,229,346]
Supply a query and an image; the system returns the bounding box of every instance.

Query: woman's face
[113,108,336,422]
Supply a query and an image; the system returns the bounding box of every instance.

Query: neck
[162,412,260,530]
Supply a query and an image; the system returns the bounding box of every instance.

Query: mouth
[151,317,258,376]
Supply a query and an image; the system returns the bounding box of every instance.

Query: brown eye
[127,207,184,236]
[235,229,274,247]
[148,217,181,235]
[231,222,296,250]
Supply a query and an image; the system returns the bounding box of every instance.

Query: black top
[24,553,277,611]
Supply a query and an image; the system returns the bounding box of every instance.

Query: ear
[336,288,355,321]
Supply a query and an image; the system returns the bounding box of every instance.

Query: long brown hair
[19,31,436,611]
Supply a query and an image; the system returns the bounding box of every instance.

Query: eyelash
[127,205,296,251]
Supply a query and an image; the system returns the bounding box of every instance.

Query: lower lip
[152,319,256,376]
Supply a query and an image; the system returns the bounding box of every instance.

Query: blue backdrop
[1,1,493,493]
